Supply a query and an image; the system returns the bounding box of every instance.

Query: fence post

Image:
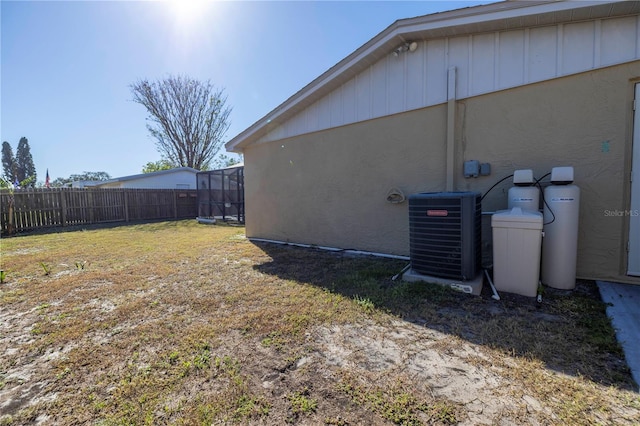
[7,192,15,235]
[124,190,129,222]
[60,189,67,227]
[173,190,178,219]
[87,190,95,224]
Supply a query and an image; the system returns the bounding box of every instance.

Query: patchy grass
[338,373,458,425]
[0,220,638,425]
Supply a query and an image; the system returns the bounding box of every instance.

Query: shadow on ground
[252,240,637,391]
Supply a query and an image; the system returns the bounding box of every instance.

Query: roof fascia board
[395,0,615,31]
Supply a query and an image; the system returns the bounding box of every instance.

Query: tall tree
[16,137,36,186]
[212,153,243,170]
[142,159,176,173]
[50,171,111,188]
[130,75,231,171]
[1,141,16,181]
[70,171,111,181]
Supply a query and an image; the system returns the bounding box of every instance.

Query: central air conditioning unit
[408,191,481,280]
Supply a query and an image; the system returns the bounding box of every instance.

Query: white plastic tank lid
[491,207,543,228]
[550,166,574,184]
[513,169,534,185]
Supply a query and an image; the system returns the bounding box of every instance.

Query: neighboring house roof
[198,163,244,174]
[94,167,199,186]
[105,167,199,184]
[70,180,103,188]
[226,0,640,152]
[224,162,244,169]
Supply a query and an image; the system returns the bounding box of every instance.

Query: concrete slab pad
[402,269,483,296]
[596,280,640,391]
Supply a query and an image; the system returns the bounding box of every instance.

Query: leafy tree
[16,137,36,187]
[51,171,111,187]
[50,177,71,188]
[212,153,243,170]
[130,75,231,171]
[1,141,16,181]
[71,171,111,181]
[142,159,176,173]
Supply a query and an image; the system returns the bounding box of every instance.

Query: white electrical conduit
[392,263,412,281]
[446,66,456,192]
[484,269,500,300]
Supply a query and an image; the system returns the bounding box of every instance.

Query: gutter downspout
[446,66,457,192]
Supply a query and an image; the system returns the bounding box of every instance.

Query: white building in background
[93,167,199,189]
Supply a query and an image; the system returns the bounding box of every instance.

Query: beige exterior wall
[243,61,640,284]
[456,61,640,283]
[244,106,448,255]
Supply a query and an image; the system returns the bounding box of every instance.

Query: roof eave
[226,0,632,152]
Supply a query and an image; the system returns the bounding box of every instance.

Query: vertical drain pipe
[446,66,457,192]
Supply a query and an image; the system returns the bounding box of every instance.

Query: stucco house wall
[244,62,639,283]
[229,1,640,284]
[455,62,639,282]
[243,105,447,254]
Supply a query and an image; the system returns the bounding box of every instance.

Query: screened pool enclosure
[196,165,244,223]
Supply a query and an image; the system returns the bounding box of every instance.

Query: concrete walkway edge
[596,280,640,392]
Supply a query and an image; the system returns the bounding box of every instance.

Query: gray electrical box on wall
[464,160,480,178]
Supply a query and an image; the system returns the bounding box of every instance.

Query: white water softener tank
[542,166,580,290]
[492,207,543,297]
[508,169,540,213]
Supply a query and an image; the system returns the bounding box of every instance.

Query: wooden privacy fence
[0,188,198,235]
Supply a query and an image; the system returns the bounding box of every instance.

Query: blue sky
[1,0,492,182]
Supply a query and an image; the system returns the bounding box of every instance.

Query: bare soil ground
[1,220,639,425]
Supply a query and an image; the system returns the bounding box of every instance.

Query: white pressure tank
[508,169,540,213]
[541,167,580,290]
